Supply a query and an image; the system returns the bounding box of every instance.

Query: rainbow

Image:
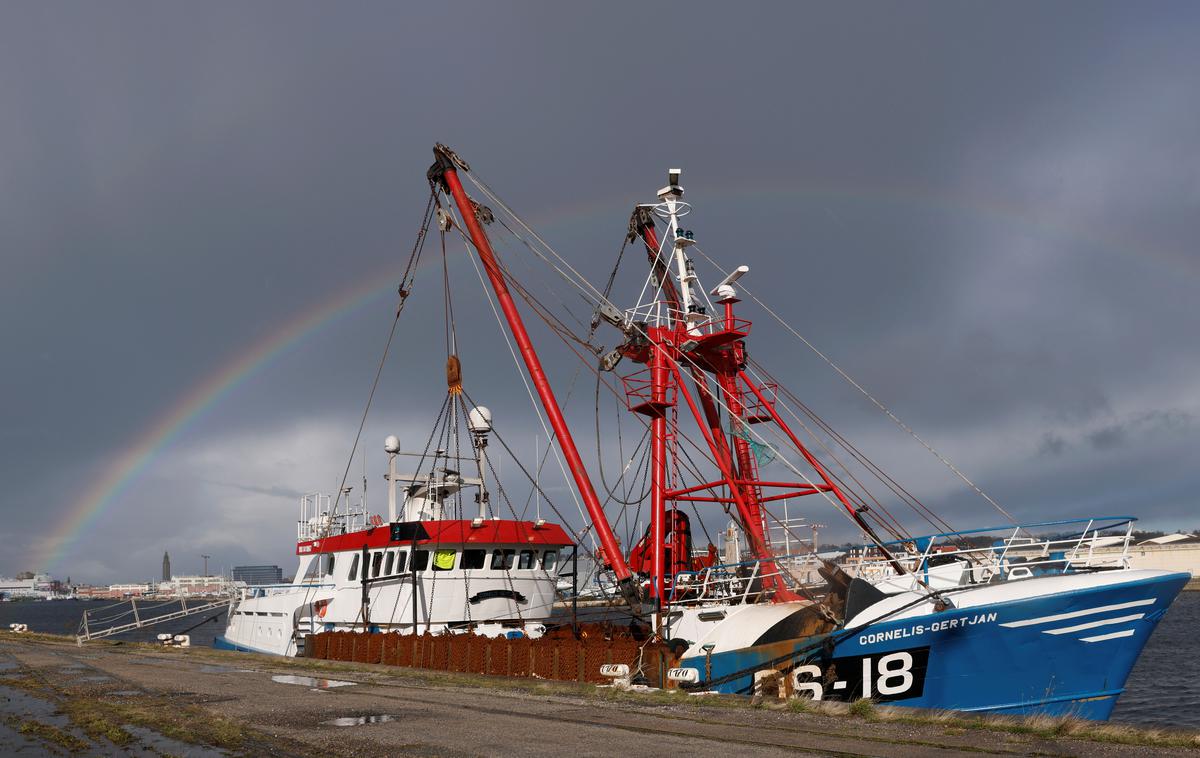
[39,179,1193,573]
[35,260,405,572]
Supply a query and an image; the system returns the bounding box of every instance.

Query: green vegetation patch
[5,715,91,752]
[848,698,875,719]
[868,705,1200,750]
[60,699,135,747]
[62,695,269,753]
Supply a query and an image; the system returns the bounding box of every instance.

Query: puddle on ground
[323,714,396,726]
[0,683,61,720]
[0,682,98,752]
[0,682,224,756]
[270,674,355,689]
[108,690,145,697]
[125,725,229,757]
[199,664,238,673]
[79,675,114,683]
[128,657,174,666]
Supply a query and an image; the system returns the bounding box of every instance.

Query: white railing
[297,492,367,542]
[668,517,1138,606]
[846,517,1135,593]
[622,300,752,339]
[77,596,234,644]
[670,555,818,607]
[238,582,335,601]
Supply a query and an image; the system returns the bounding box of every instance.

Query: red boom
[431,147,640,606]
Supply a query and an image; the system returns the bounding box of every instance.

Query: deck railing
[667,516,1138,607]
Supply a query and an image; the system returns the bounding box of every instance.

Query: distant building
[0,574,62,599]
[107,583,151,597]
[232,565,284,586]
[162,551,171,582]
[171,575,231,596]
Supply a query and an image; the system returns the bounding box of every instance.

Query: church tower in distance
[162,551,171,582]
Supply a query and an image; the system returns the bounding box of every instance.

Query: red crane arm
[430,146,641,607]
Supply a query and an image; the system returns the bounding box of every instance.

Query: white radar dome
[713,284,737,301]
[384,435,401,454]
[467,406,493,434]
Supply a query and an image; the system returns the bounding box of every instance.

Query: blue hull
[212,634,276,655]
[683,571,1189,719]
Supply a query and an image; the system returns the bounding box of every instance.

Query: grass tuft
[6,716,91,752]
[848,698,875,719]
[60,700,135,746]
[786,698,809,714]
[63,696,253,751]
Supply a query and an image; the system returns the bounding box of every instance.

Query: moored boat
[217,408,573,655]
[220,145,1185,720]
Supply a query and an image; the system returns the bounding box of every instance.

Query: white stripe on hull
[1080,629,1137,643]
[1043,613,1145,635]
[998,597,1155,628]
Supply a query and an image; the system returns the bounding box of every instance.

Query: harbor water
[2,593,1196,728]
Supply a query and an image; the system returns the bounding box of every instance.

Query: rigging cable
[328,190,436,520]
[455,172,932,566]
[463,177,904,549]
[751,358,964,540]
[688,242,1019,528]
[472,207,873,554]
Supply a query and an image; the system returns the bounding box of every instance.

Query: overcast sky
[2,2,1198,584]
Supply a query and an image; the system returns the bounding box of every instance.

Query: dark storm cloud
[1086,410,1194,452]
[1038,433,1068,457]
[201,481,308,501]
[2,2,1199,581]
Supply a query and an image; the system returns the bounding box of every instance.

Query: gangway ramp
[76,596,232,644]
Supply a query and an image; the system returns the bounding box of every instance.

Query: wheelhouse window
[371,551,384,578]
[518,549,535,570]
[348,553,360,582]
[542,550,558,571]
[324,554,336,576]
[462,549,486,569]
[384,550,395,576]
[490,549,515,570]
[412,550,430,572]
[433,549,456,571]
[394,550,408,574]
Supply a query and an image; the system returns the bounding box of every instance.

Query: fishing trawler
[216,406,573,656]
[221,145,1186,720]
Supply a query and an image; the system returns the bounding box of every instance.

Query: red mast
[627,198,797,603]
[620,170,905,605]
[428,146,642,609]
